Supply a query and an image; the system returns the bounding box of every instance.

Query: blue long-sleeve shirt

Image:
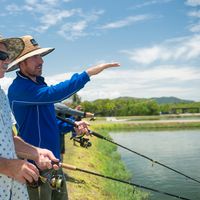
[8,71,90,159]
[57,117,75,134]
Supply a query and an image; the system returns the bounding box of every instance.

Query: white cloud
[35,9,79,33]
[185,0,200,6]
[122,46,171,65]
[43,0,59,5]
[187,10,200,33]
[132,0,173,9]
[6,4,24,12]
[40,10,76,25]
[58,10,104,40]
[188,10,200,18]
[58,20,88,41]
[1,66,200,101]
[44,66,200,101]
[77,66,200,101]
[122,34,200,64]
[45,72,73,85]
[5,1,104,39]
[99,15,152,30]
[189,23,200,32]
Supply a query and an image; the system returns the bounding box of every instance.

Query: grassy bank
[91,116,200,130]
[63,116,200,199]
[90,121,200,132]
[63,129,149,200]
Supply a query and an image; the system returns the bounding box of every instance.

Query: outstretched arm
[86,62,120,77]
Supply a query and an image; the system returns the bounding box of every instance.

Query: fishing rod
[25,159,193,200]
[56,115,200,185]
[90,130,200,184]
[18,140,195,199]
[60,162,193,200]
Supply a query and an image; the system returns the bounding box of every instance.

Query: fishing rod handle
[56,115,77,127]
[61,163,77,171]
[57,115,104,138]
[89,130,105,139]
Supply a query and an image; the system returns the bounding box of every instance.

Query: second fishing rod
[56,115,200,185]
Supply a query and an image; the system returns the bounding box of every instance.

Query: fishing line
[56,115,200,185]
[18,149,194,200]
[61,163,193,200]
[90,130,200,184]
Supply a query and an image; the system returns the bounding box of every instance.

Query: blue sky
[1,0,200,101]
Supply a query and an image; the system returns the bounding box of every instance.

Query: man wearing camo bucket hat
[7,35,120,200]
[0,36,59,200]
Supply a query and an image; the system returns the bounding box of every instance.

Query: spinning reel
[27,168,64,192]
[71,135,92,148]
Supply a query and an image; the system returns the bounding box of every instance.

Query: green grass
[90,116,200,130]
[94,130,149,200]
[90,122,200,132]
[63,130,149,200]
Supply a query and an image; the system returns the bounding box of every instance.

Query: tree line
[66,95,200,116]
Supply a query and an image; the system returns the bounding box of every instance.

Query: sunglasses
[0,50,9,61]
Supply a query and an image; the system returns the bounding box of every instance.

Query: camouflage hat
[0,37,24,63]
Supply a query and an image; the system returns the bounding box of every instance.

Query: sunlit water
[110,130,200,200]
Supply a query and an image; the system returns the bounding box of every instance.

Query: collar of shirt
[16,70,45,85]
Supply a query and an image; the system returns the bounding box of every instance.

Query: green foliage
[67,96,200,116]
[80,98,200,116]
[81,98,160,116]
[72,93,81,106]
[160,102,200,114]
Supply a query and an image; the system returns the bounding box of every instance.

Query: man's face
[20,54,44,78]
[0,43,9,78]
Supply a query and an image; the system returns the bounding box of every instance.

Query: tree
[72,93,81,106]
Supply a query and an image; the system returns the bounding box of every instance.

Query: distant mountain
[151,96,194,104]
[114,96,144,101]
[87,96,195,104]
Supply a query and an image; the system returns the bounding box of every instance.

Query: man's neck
[19,71,38,83]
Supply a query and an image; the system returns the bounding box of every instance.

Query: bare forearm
[86,62,120,77]
[14,135,38,161]
[0,157,39,183]
[0,157,13,177]
[14,135,59,171]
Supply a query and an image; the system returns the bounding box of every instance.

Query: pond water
[110,130,200,200]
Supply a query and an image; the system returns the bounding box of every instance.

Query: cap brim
[7,47,54,72]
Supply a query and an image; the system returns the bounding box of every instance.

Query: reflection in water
[110,130,200,200]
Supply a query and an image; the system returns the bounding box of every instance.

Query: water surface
[110,130,200,200]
